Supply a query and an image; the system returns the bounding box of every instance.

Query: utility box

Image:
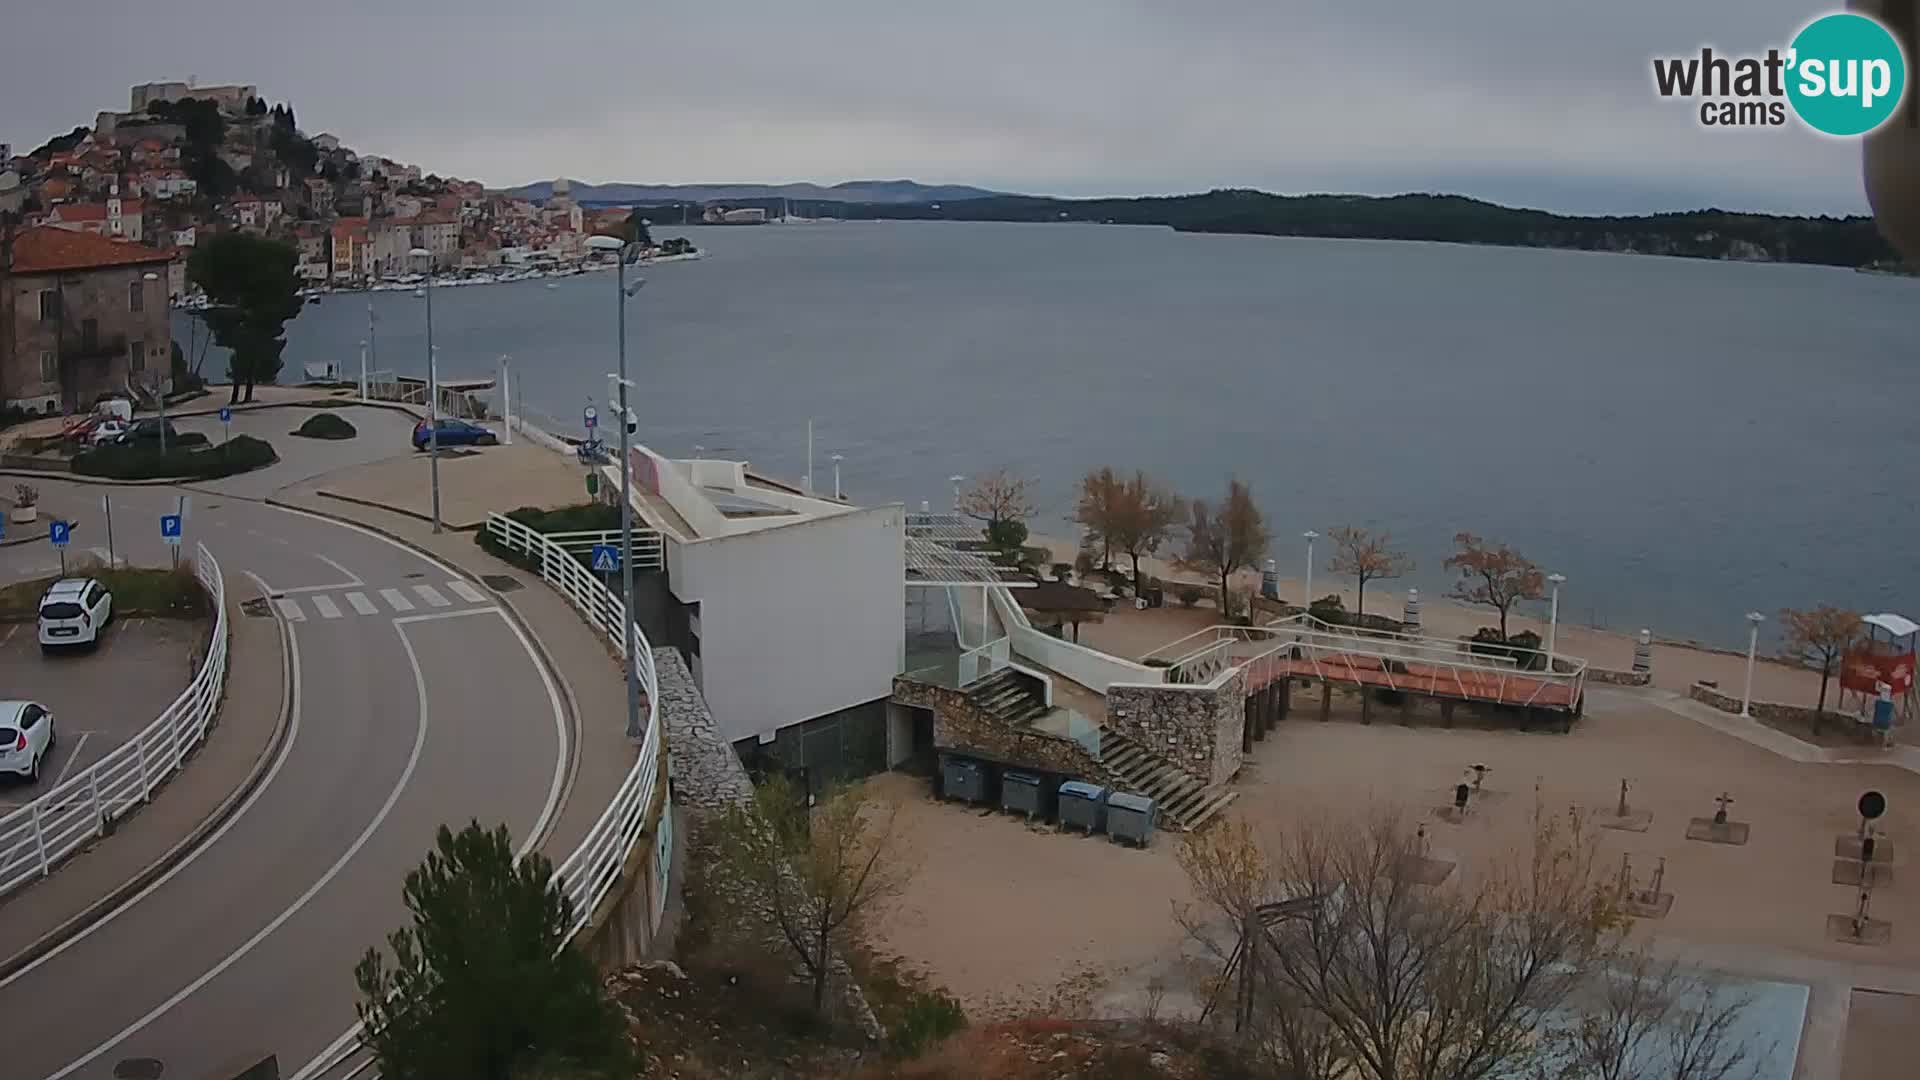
[941,755,987,805]
[1001,770,1044,819]
[1058,780,1108,833]
[1106,791,1157,847]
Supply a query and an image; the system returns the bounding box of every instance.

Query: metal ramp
[1099,731,1237,831]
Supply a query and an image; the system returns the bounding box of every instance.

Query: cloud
[0,0,1873,214]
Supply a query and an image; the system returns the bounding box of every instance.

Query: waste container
[1058,780,1108,833]
[941,755,987,805]
[1106,791,1157,847]
[1001,770,1044,819]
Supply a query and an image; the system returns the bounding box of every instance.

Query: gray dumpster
[1058,780,1108,833]
[941,755,987,804]
[1001,770,1044,818]
[1106,791,1157,847]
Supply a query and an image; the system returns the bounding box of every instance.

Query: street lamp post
[1303,530,1318,614]
[832,453,844,501]
[358,339,369,402]
[1741,611,1765,718]
[588,233,646,743]
[142,272,169,454]
[410,248,441,533]
[498,354,512,445]
[1546,573,1567,670]
[950,475,965,513]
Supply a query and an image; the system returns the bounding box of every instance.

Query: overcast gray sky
[0,0,1876,215]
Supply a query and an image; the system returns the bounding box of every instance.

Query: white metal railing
[482,511,665,938]
[956,635,1011,688]
[538,528,665,572]
[0,543,228,900]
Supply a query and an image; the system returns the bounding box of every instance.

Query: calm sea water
[184,221,1920,648]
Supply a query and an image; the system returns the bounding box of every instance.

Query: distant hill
[496,178,1009,205]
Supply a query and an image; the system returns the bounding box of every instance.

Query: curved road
[0,479,571,1080]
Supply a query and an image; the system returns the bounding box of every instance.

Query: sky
[0,0,1882,216]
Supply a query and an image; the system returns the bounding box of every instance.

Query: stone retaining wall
[1687,680,1825,727]
[659,649,882,1040]
[1589,668,1652,687]
[1106,669,1246,787]
[892,675,1116,786]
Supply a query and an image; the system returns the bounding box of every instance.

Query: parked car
[115,418,181,448]
[38,577,112,650]
[412,417,498,450]
[0,701,55,783]
[88,419,130,446]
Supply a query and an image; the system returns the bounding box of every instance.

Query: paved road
[0,478,570,1080]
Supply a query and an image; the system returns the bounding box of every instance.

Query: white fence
[483,512,665,939]
[539,528,665,573]
[956,636,1011,688]
[0,543,228,900]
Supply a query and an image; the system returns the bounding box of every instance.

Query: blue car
[412,418,498,451]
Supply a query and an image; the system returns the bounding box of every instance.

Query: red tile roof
[9,226,174,273]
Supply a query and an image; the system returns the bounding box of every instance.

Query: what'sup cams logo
[1653,11,1909,136]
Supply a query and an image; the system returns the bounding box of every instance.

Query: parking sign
[160,514,183,546]
[219,407,232,423]
[49,520,70,547]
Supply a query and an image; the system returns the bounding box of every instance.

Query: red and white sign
[1841,649,1915,696]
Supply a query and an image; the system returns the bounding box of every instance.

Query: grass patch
[291,412,357,440]
[0,564,209,621]
[73,434,277,481]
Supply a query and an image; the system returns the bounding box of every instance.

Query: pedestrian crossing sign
[591,544,620,573]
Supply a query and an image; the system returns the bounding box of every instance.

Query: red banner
[1841,649,1915,695]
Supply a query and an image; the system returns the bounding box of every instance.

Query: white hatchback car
[0,701,56,784]
[38,577,112,650]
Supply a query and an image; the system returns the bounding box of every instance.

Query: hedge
[292,413,358,440]
[74,434,279,480]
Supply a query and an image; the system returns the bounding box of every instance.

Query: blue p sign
[219,407,232,423]
[160,514,183,545]
[48,520,69,547]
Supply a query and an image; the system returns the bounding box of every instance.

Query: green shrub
[1175,583,1204,607]
[73,434,277,480]
[985,519,1028,551]
[292,412,357,440]
[1468,627,1545,669]
[887,990,967,1057]
[1308,594,1348,625]
[473,502,623,573]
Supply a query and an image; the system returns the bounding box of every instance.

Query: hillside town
[0,79,664,300]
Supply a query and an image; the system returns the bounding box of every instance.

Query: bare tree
[1778,606,1863,727]
[707,775,915,1013]
[959,466,1037,550]
[1444,532,1545,640]
[1074,466,1122,572]
[1327,525,1414,619]
[1181,478,1270,620]
[1551,947,1761,1080]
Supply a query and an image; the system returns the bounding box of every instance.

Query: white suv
[0,702,56,783]
[38,578,112,650]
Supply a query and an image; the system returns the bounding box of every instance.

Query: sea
[179,220,1920,650]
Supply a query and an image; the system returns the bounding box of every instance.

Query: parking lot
[0,614,205,809]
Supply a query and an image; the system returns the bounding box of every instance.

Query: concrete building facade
[1,226,173,412]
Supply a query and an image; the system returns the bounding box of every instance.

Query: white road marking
[345,591,378,616]
[88,547,112,566]
[378,588,414,612]
[311,595,342,620]
[0,569,303,990]
[412,583,451,608]
[446,579,487,604]
[314,553,362,585]
[274,598,305,622]
[276,582,363,595]
[1,625,16,647]
[298,604,569,1080]
[49,732,90,790]
[45,604,431,1080]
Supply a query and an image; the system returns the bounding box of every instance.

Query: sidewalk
[307,442,589,530]
[0,585,287,975]
[1629,686,1920,775]
[267,478,638,867]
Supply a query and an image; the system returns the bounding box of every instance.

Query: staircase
[965,669,1050,726]
[1099,731,1238,832]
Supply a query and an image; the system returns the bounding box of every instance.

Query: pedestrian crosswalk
[270,580,493,622]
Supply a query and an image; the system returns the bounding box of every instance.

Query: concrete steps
[1099,731,1237,832]
[965,669,1050,727]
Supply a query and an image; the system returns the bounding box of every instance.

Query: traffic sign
[48,520,70,547]
[590,544,620,573]
[584,406,599,430]
[219,407,232,423]
[160,514,183,545]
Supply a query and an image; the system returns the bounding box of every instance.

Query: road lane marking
[274,598,305,622]
[45,605,431,1080]
[314,553,362,585]
[2,625,16,646]
[0,569,303,989]
[412,583,451,608]
[277,582,363,595]
[446,579,487,604]
[379,588,414,612]
[345,591,378,615]
[49,732,90,790]
[88,547,112,566]
[311,595,342,620]
[297,604,571,1080]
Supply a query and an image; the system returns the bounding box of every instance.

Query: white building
[597,445,906,763]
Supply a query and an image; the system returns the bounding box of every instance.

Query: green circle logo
[1786,12,1908,136]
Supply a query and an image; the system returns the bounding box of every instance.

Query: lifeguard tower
[1838,613,1917,744]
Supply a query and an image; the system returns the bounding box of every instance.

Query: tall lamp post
[1545,573,1567,670]
[586,233,646,742]
[1741,611,1765,718]
[409,248,442,533]
[831,453,844,501]
[1302,531,1318,615]
[950,475,965,513]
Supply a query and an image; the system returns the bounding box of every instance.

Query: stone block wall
[1106,669,1247,787]
[892,675,1115,785]
[1589,668,1652,687]
[1687,680,1826,728]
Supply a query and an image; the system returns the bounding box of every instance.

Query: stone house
[0,226,173,413]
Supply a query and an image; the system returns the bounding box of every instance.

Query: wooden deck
[1242,650,1579,711]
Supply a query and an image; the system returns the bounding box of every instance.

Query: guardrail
[483,512,665,938]
[956,635,1010,688]
[0,542,227,900]
[538,528,665,573]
